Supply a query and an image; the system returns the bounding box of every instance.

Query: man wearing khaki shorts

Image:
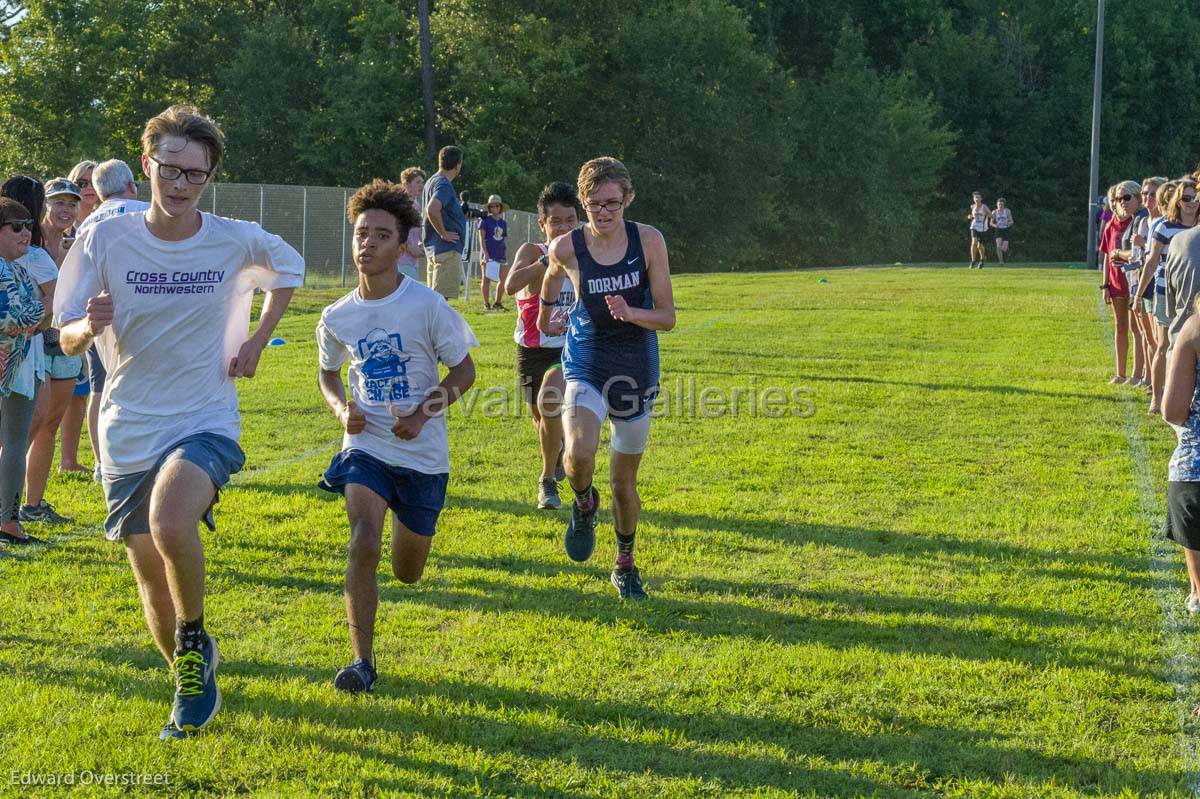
[421,146,466,300]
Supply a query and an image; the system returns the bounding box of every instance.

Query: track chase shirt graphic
[357,329,412,403]
[317,278,478,474]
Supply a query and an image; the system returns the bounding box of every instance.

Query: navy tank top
[562,220,660,419]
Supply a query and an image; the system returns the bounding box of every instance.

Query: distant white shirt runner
[54,211,305,475]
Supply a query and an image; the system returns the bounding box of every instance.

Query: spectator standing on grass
[504,182,581,511]
[422,146,466,301]
[59,158,102,475]
[55,104,303,740]
[1135,177,1172,413]
[71,159,152,481]
[316,180,476,693]
[479,194,509,311]
[1111,182,1150,387]
[1101,183,1136,384]
[0,197,50,545]
[538,157,676,600]
[398,167,425,283]
[20,178,85,525]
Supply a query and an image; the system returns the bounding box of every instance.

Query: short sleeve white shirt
[54,212,305,474]
[316,278,477,474]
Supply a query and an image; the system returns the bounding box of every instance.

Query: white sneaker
[1186,593,1199,614]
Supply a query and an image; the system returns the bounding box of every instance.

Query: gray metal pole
[1086,0,1105,270]
[341,189,348,288]
[211,183,217,214]
[259,185,265,224]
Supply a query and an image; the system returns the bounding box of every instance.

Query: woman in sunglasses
[0,177,65,536]
[1101,182,1138,384]
[1111,180,1151,387]
[0,197,51,544]
[67,160,98,229]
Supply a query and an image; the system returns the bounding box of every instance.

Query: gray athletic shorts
[102,432,245,542]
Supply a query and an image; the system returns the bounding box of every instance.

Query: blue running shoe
[334,658,377,693]
[564,486,599,562]
[611,566,648,600]
[171,635,221,731]
[159,717,190,741]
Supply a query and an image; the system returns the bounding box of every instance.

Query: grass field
[1,265,1197,797]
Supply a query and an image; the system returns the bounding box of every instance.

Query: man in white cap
[478,194,509,310]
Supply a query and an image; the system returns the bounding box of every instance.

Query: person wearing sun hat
[478,193,509,310]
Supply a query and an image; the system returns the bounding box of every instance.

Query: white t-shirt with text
[54,212,305,474]
[76,197,152,238]
[316,278,477,475]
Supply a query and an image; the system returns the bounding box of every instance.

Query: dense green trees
[0,0,1191,268]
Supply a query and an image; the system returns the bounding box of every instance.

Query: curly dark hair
[537,181,583,219]
[347,179,421,238]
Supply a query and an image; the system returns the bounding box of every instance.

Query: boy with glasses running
[55,105,304,740]
[538,158,676,599]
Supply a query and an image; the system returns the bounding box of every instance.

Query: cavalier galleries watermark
[10,771,171,787]
[400,375,816,420]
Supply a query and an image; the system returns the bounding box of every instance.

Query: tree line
[2,0,1195,270]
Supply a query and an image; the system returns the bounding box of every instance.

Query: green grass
[0,266,1195,797]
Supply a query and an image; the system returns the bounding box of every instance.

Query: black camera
[459,192,487,219]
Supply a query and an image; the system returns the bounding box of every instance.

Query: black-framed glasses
[1117,194,1134,202]
[75,178,91,189]
[3,219,34,233]
[148,155,212,185]
[584,199,623,213]
[1182,195,1198,203]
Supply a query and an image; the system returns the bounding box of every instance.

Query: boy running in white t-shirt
[55,105,304,740]
[316,180,477,693]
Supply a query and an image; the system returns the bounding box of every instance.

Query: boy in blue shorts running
[317,180,477,692]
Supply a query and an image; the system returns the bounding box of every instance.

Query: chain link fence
[137,182,539,290]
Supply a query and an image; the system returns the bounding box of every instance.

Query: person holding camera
[479,194,509,311]
[421,147,466,301]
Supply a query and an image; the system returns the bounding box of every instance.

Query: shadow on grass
[12,645,1182,797]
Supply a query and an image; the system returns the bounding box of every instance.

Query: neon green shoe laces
[173,650,206,697]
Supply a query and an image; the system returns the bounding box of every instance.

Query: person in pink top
[504,182,580,510]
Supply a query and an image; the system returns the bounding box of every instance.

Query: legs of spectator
[0,383,40,536]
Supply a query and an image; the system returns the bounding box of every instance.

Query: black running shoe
[564,486,599,562]
[159,718,190,741]
[171,634,221,732]
[0,529,45,545]
[19,500,72,524]
[537,477,561,510]
[611,566,648,600]
[334,658,377,693]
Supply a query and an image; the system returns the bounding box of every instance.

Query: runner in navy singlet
[537,157,676,600]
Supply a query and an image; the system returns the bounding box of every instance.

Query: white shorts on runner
[564,379,652,455]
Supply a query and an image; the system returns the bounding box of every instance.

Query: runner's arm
[537,235,572,334]
[230,287,295,378]
[1164,319,1200,425]
[1136,238,1166,303]
[505,242,544,296]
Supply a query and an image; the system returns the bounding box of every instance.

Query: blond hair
[577,157,634,203]
[141,105,225,170]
